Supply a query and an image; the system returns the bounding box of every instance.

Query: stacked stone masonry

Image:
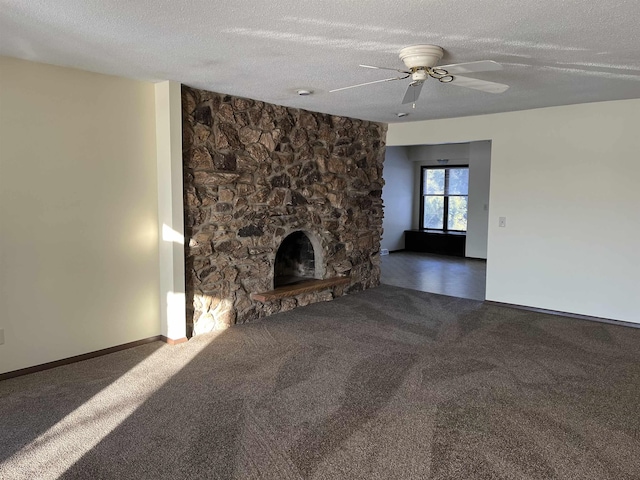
[182,86,387,335]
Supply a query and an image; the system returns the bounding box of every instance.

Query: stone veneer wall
[182,86,387,335]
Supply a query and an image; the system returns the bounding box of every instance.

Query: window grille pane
[447,196,468,231]
[448,168,469,195]
[423,196,444,229]
[424,169,445,195]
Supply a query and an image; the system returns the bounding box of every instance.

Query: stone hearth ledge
[250,276,351,302]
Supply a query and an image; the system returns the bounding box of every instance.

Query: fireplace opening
[274,231,317,288]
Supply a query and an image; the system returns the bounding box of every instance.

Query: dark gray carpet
[1,285,639,479]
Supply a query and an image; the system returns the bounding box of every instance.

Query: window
[421,166,469,231]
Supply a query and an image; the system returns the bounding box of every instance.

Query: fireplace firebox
[274,231,317,287]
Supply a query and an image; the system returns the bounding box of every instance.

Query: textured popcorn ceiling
[2,0,640,122]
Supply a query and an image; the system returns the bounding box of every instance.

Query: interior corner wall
[386,99,640,323]
[466,141,491,259]
[155,81,186,341]
[0,56,161,374]
[381,146,414,251]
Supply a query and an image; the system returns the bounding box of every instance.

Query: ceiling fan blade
[437,60,503,75]
[329,75,409,93]
[360,64,410,74]
[448,75,510,93]
[402,82,424,104]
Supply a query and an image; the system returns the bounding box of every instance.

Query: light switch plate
[499,217,507,227]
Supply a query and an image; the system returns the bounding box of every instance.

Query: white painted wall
[381,146,414,251]
[407,141,491,259]
[155,81,186,341]
[387,99,640,323]
[466,141,491,259]
[0,56,160,374]
[408,143,470,164]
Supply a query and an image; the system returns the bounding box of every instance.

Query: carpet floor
[1,285,639,479]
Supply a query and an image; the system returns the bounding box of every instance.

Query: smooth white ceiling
[2,0,640,123]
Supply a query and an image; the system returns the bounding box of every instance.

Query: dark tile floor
[380,251,487,301]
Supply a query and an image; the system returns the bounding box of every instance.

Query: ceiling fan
[330,45,509,106]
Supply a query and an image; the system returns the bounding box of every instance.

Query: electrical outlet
[499,217,507,228]
[0,328,4,345]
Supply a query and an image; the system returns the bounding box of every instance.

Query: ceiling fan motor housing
[411,70,428,82]
[399,45,444,69]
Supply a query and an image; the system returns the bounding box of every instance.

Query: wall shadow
[0,341,165,463]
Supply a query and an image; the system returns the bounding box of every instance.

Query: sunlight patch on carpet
[0,333,222,480]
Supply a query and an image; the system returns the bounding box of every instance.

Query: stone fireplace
[182,86,387,336]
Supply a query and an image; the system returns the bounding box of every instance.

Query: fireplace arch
[273,230,324,288]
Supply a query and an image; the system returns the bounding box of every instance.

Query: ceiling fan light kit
[398,45,444,69]
[330,44,510,108]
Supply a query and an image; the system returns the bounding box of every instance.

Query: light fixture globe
[399,45,444,69]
